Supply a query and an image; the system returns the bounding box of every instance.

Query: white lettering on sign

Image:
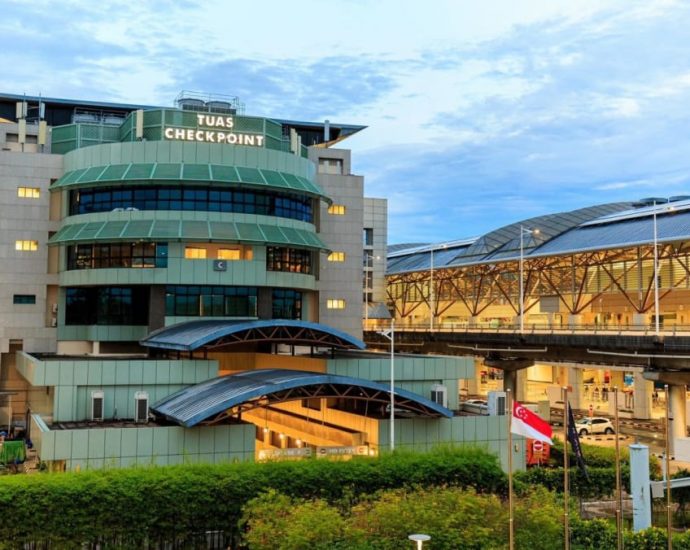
[162,113,264,146]
[163,125,265,147]
[196,114,234,128]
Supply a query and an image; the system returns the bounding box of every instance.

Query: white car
[462,399,488,414]
[575,417,615,436]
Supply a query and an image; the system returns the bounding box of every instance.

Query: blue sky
[4,0,690,243]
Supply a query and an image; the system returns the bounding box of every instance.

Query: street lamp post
[378,321,395,451]
[408,534,431,549]
[653,203,660,336]
[519,226,538,334]
[430,247,434,331]
[429,244,446,331]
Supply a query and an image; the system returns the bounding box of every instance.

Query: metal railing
[367,322,690,337]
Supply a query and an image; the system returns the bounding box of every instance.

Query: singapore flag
[511,401,553,444]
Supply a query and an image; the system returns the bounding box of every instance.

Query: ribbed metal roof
[51,163,328,200]
[140,319,365,351]
[532,207,690,257]
[151,368,453,427]
[48,219,328,250]
[387,201,636,274]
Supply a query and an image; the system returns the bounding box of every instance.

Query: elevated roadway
[365,325,690,380]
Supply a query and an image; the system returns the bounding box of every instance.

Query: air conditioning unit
[50,317,57,327]
[91,391,104,422]
[134,391,149,423]
[430,384,448,408]
[487,391,507,416]
[51,303,58,314]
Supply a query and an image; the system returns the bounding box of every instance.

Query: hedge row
[0,447,506,548]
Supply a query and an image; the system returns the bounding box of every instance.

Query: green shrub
[0,447,506,547]
[570,518,617,549]
[240,489,354,550]
[515,465,627,499]
[240,485,570,550]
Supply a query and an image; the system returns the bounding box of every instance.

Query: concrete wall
[213,351,326,374]
[328,354,474,411]
[16,352,218,422]
[0,140,62,355]
[378,415,527,472]
[32,415,255,470]
[311,147,364,340]
[363,197,388,305]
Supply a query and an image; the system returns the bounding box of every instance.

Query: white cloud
[4,0,690,242]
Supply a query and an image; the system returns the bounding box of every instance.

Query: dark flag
[567,402,589,479]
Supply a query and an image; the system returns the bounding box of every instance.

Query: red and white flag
[511,401,553,444]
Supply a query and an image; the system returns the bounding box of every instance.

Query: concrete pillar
[258,288,273,319]
[670,384,687,456]
[515,369,527,402]
[466,359,481,395]
[567,367,584,409]
[633,372,653,420]
[630,443,652,532]
[147,285,166,331]
[567,314,582,329]
[503,370,517,398]
[632,313,647,329]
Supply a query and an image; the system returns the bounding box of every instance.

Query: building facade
[0,93,517,472]
[385,200,690,442]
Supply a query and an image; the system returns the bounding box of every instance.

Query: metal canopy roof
[47,219,328,250]
[387,201,636,274]
[51,163,328,200]
[151,368,453,427]
[140,319,366,352]
[532,207,690,257]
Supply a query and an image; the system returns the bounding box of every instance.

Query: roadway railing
[365,323,690,337]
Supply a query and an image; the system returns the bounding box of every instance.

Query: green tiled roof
[48,219,329,251]
[52,162,327,200]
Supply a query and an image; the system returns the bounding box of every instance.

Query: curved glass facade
[266,247,312,274]
[165,286,258,317]
[65,286,150,325]
[67,243,168,270]
[69,185,314,223]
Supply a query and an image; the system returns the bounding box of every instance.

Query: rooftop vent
[175,91,245,115]
[206,100,235,115]
[177,97,206,112]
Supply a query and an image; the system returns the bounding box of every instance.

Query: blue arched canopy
[140,319,365,352]
[152,369,453,427]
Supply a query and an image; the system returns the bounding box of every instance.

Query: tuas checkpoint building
[0,92,517,471]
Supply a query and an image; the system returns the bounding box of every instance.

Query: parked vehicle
[462,399,488,415]
[575,417,615,436]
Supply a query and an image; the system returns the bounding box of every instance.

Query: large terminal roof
[388,197,690,275]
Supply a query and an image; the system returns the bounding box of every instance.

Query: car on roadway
[575,417,615,436]
[462,399,489,415]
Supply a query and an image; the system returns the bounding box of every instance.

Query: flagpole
[563,387,570,550]
[614,387,623,550]
[507,389,514,550]
[665,383,672,550]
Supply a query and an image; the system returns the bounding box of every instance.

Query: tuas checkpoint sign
[164,114,265,147]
